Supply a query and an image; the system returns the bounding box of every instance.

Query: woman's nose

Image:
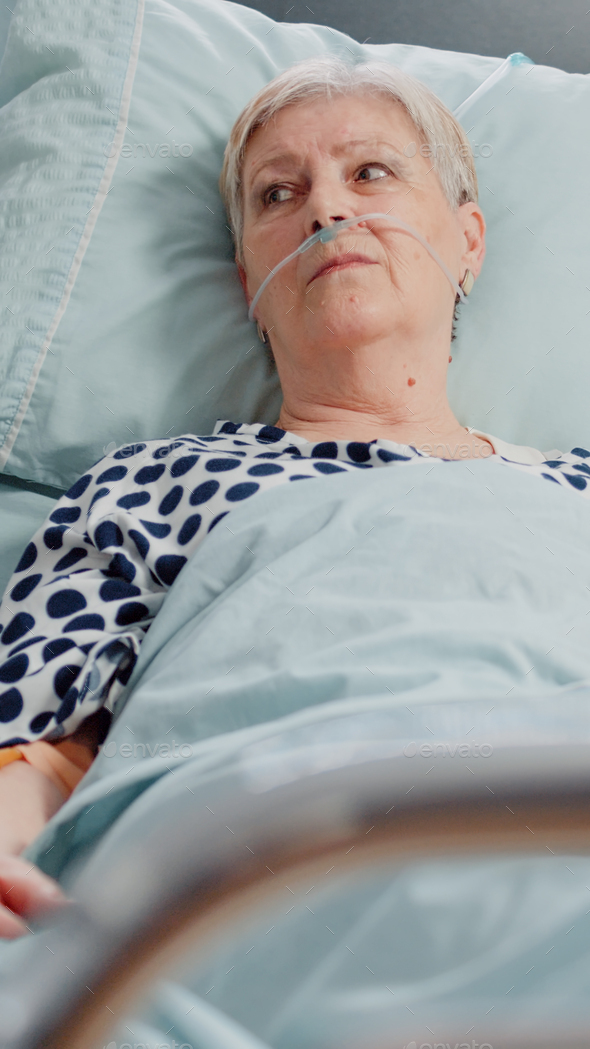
[310,215,345,235]
[304,174,353,239]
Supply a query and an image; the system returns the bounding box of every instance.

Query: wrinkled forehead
[242,93,422,186]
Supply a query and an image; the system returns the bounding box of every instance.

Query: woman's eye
[355,165,390,183]
[265,185,292,206]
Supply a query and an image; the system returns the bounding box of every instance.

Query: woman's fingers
[0,902,28,939]
[0,854,68,937]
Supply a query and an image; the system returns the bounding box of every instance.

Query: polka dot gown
[1,420,590,747]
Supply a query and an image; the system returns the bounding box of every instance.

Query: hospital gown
[0,419,589,747]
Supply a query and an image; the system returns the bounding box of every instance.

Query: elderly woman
[0,56,584,935]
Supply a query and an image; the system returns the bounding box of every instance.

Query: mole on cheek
[407,377,416,387]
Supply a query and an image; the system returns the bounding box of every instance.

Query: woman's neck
[271,325,495,460]
[275,403,494,460]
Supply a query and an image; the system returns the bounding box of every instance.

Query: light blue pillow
[0,5,11,67]
[0,0,589,490]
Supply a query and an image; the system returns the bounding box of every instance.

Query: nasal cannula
[247,212,467,324]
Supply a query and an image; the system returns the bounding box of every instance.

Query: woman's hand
[0,853,67,939]
[0,760,68,938]
[0,713,105,937]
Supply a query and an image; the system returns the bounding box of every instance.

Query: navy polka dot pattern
[14,542,37,573]
[0,688,23,722]
[226,481,260,501]
[96,466,127,484]
[11,574,42,601]
[2,613,35,647]
[53,548,87,572]
[140,520,171,539]
[171,455,199,477]
[159,485,183,516]
[43,638,76,662]
[135,464,166,485]
[117,491,151,510]
[44,526,67,551]
[46,590,87,619]
[64,614,106,633]
[205,457,241,473]
[64,474,92,501]
[190,480,219,505]
[154,554,187,586]
[312,441,339,459]
[50,506,81,524]
[129,529,150,560]
[313,462,347,475]
[89,487,110,509]
[95,521,124,550]
[177,514,201,546]
[248,463,284,477]
[1,419,589,747]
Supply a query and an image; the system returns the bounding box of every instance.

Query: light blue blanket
[10,455,590,1046]
[23,454,590,873]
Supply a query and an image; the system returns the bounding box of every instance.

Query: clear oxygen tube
[247,212,467,324]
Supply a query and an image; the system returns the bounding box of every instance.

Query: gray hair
[219,54,478,266]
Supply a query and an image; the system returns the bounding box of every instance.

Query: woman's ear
[236,260,251,306]
[458,202,486,280]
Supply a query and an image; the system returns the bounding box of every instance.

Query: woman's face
[238,93,485,366]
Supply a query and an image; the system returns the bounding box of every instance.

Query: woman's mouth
[309,254,376,284]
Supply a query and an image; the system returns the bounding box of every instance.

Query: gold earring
[256,321,269,345]
[459,269,474,296]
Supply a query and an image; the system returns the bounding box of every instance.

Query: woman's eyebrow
[333,137,408,159]
[247,151,302,192]
[330,137,415,178]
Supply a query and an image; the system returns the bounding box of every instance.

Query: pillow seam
[0,0,147,472]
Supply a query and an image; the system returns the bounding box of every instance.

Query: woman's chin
[305,296,393,344]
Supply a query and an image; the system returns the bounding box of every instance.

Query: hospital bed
[0,0,590,1046]
[4,696,590,1048]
